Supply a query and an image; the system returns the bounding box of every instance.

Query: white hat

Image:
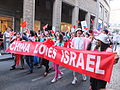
[75,28,82,32]
[95,33,110,44]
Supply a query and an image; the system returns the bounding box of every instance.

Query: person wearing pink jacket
[71,28,91,84]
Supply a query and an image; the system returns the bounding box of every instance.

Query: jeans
[26,56,34,71]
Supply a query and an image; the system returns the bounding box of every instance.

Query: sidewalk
[0,50,13,61]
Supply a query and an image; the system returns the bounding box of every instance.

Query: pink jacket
[71,37,91,50]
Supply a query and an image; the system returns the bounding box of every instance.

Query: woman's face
[16,33,20,38]
[45,31,49,36]
[76,31,82,37]
[71,33,75,38]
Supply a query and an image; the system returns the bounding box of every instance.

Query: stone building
[0,0,110,32]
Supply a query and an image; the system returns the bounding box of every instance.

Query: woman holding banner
[10,32,24,70]
[90,29,119,90]
[71,28,91,84]
[51,33,64,83]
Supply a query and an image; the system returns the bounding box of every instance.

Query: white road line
[32,68,66,82]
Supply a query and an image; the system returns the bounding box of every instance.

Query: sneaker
[58,74,62,79]
[44,72,48,77]
[82,74,87,81]
[61,72,64,75]
[10,66,16,70]
[20,68,24,70]
[72,78,77,85]
[51,78,57,83]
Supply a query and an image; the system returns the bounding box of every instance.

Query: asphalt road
[0,59,120,90]
[0,60,90,90]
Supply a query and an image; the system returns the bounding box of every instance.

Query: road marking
[32,68,66,82]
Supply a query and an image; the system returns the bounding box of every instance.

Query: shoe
[20,68,24,70]
[82,74,87,81]
[61,72,64,75]
[51,78,57,83]
[27,71,33,74]
[44,72,48,77]
[37,65,42,68]
[29,70,33,74]
[72,78,77,85]
[10,66,16,70]
[89,86,92,90]
[58,74,62,79]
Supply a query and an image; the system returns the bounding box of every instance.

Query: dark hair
[103,29,109,34]
[75,30,83,36]
[62,32,65,36]
[86,32,90,37]
[59,33,63,43]
[23,33,27,36]
[30,30,35,36]
[34,31,38,37]
[89,30,93,34]
[100,42,110,51]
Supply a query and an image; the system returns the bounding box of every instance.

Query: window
[99,5,102,14]
[105,10,108,18]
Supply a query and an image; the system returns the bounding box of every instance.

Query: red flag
[73,25,77,29]
[50,30,55,34]
[43,24,48,30]
[20,21,27,28]
[43,38,55,46]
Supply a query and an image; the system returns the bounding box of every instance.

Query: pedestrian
[51,33,64,83]
[10,32,24,70]
[112,33,120,51]
[0,31,4,55]
[41,31,50,76]
[89,30,119,90]
[26,30,35,73]
[71,28,91,84]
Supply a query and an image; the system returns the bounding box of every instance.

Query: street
[0,60,90,90]
[0,59,120,90]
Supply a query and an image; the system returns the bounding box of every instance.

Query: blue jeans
[26,56,34,72]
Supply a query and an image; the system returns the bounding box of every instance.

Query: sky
[109,0,120,24]
[110,0,120,10]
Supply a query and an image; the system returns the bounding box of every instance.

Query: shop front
[0,16,14,32]
[61,22,72,32]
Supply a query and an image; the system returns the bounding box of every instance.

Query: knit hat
[95,33,110,44]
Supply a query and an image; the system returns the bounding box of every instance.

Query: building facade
[0,0,110,32]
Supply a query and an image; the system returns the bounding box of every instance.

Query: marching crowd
[1,26,120,90]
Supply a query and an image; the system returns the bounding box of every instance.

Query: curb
[0,54,14,62]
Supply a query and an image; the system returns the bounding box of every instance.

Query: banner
[6,41,116,82]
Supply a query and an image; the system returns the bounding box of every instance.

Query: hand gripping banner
[6,41,116,82]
